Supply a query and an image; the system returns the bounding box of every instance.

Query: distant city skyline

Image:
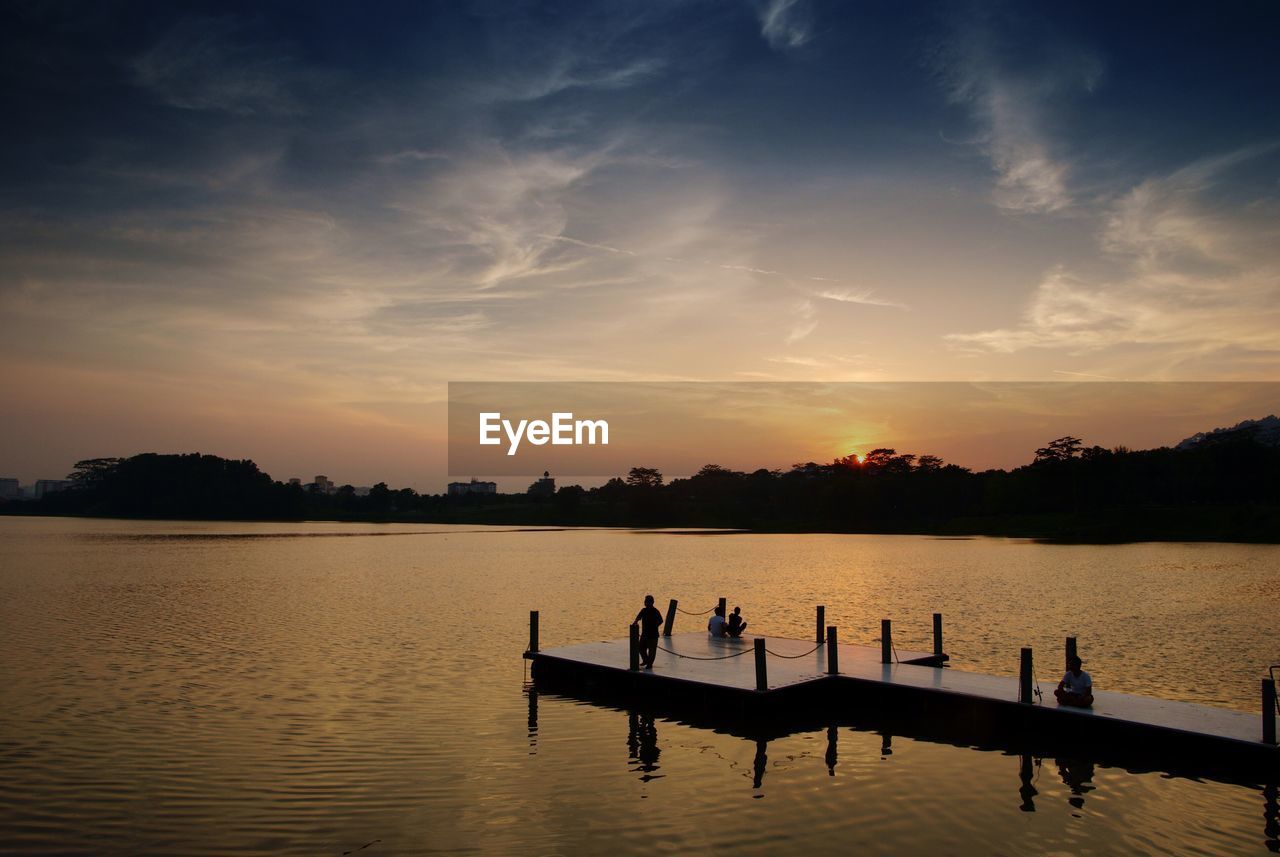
[2,3,1278,488]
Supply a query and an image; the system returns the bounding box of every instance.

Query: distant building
[287,477,302,487]
[527,470,555,497]
[448,478,497,497]
[33,479,72,499]
[0,478,18,500]
[354,486,372,497]
[311,475,334,494]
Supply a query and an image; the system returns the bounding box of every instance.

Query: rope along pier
[765,643,824,659]
[655,643,753,661]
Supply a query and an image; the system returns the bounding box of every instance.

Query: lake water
[1,517,1277,855]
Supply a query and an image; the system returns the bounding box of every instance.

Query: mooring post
[933,612,943,657]
[663,599,678,637]
[1066,636,1077,670]
[881,619,892,665]
[816,605,825,644]
[528,610,539,653]
[718,596,727,616]
[1264,678,1277,745]
[628,623,640,672]
[754,638,768,692]
[826,626,839,675]
[1019,647,1033,704]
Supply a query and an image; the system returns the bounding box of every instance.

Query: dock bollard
[826,626,839,675]
[663,599,677,637]
[718,596,727,616]
[629,623,640,672]
[529,610,539,653]
[933,612,943,657]
[1264,678,1277,745]
[816,605,825,644]
[881,619,892,665]
[1066,636,1077,670]
[754,638,768,692]
[1019,647,1033,704]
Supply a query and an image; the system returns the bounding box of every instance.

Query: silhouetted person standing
[633,595,662,669]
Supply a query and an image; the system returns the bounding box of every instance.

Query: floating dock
[525,608,1279,779]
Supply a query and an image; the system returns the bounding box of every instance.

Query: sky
[2,1,1279,489]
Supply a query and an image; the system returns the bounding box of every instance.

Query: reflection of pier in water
[525,685,1238,821]
[527,684,1280,850]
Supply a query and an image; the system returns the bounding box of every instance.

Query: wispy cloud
[786,299,817,343]
[817,288,908,310]
[947,145,1280,365]
[544,234,911,316]
[720,263,779,275]
[490,57,665,103]
[394,147,606,290]
[1052,369,1117,380]
[133,17,304,115]
[757,0,813,51]
[540,234,637,256]
[938,19,1102,214]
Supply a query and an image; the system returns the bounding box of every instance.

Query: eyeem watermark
[449,380,1280,477]
[479,412,610,456]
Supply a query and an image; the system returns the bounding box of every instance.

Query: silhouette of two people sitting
[708,604,747,639]
[1055,655,1094,707]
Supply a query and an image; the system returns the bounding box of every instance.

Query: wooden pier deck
[526,629,1278,775]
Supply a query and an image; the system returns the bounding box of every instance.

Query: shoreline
[4,509,1278,545]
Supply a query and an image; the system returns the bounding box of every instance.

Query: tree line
[6,435,1280,541]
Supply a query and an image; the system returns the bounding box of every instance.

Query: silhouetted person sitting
[727,606,748,638]
[1055,655,1094,707]
[707,604,728,638]
[633,594,663,669]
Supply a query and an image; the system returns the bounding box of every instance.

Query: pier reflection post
[1264,782,1278,851]
[825,725,838,776]
[526,685,538,752]
[753,739,768,789]
[1019,753,1038,812]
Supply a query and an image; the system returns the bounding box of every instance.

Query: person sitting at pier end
[727,606,748,638]
[707,604,728,638]
[1055,655,1094,707]
[633,595,663,669]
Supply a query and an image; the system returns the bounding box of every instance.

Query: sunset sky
[2,2,1278,488]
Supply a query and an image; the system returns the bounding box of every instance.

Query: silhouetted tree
[68,457,123,486]
[626,467,663,489]
[1035,436,1083,463]
[916,455,944,471]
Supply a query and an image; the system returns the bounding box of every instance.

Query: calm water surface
[1,517,1277,855]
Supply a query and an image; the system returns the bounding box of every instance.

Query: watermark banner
[447,381,1279,478]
